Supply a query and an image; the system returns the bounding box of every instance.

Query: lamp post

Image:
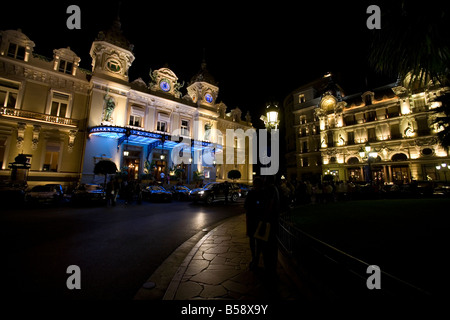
[359,142,378,183]
[260,101,280,131]
[259,101,280,177]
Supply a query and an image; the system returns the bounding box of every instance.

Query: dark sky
[2,1,400,124]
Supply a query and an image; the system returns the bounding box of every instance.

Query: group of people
[105,178,143,206]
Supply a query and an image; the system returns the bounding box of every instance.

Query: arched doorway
[391,153,410,183]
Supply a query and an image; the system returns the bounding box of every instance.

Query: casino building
[284,73,450,184]
[0,19,254,188]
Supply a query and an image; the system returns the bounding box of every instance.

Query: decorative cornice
[0,57,90,93]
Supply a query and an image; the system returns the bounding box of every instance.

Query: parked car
[237,183,251,198]
[0,182,26,205]
[25,184,64,204]
[70,183,106,206]
[169,185,191,201]
[142,185,173,202]
[433,183,450,197]
[189,182,240,204]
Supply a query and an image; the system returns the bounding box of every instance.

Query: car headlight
[198,190,204,195]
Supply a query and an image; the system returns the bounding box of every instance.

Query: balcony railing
[0,107,79,127]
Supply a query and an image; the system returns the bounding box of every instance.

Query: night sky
[2,1,406,124]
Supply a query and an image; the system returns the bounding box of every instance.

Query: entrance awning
[89,125,222,153]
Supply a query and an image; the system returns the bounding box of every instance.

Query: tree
[368,2,450,147]
[94,160,118,186]
[368,2,450,87]
[227,170,241,181]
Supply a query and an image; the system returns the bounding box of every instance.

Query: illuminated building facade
[284,73,450,184]
[0,21,254,188]
[0,29,89,186]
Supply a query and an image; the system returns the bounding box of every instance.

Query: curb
[133,214,242,300]
[162,226,215,300]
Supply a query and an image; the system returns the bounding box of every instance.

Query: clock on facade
[160,80,171,92]
[320,95,337,112]
[205,93,213,103]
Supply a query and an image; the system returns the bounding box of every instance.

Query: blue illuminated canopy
[88,126,221,153]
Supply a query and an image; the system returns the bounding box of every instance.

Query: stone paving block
[217,251,241,259]
[210,255,226,265]
[189,268,241,285]
[202,253,216,261]
[222,279,251,294]
[200,284,227,298]
[175,281,203,300]
[230,270,258,285]
[212,235,232,243]
[205,245,229,254]
[207,263,236,270]
[184,259,209,276]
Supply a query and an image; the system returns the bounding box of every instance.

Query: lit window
[299,94,306,103]
[157,121,167,132]
[0,137,6,169]
[43,143,60,172]
[7,43,25,60]
[129,105,144,128]
[181,120,189,136]
[129,115,142,127]
[0,79,19,108]
[50,92,70,117]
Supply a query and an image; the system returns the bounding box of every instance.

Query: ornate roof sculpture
[149,67,184,98]
[189,60,217,86]
[95,17,134,52]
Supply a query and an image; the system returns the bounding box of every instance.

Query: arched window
[347,157,360,165]
[391,153,408,161]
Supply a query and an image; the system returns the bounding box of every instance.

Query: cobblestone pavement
[160,214,310,300]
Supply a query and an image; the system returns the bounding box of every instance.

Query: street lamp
[260,101,280,130]
[359,142,378,183]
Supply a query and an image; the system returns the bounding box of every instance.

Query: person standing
[106,178,117,206]
[223,181,229,204]
[261,175,280,280]
[244,177,264,270]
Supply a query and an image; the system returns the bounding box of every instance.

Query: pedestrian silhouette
[223,181,229,204]
[244,177,264,270]
[261,175,280,281]
[106,178,117,206]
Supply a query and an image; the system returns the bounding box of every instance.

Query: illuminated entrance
[88,126,221,182]
[123,145,141,180]
[392,166,409,184]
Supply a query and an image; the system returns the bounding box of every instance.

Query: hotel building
[284,73,450,184]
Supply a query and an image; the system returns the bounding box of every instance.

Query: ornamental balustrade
[0,107,79,127]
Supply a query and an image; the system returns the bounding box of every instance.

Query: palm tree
[368,2,450,147]
[368,2,449,86]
